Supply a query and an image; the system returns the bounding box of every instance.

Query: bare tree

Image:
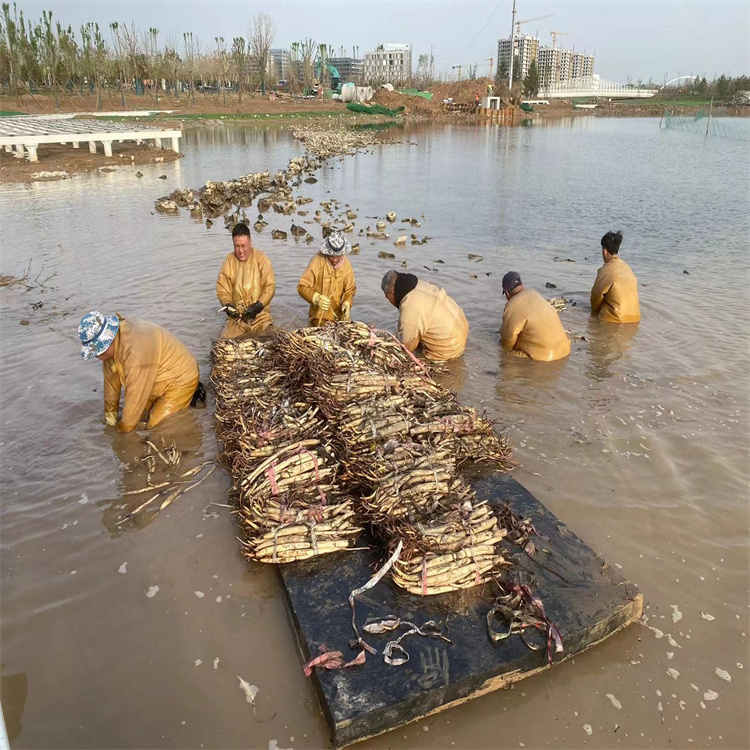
[299,36,316,95]
[183,31,197,105]
[231,36,247,102]
[143,26,160,103]
[248,12,275,94]
[163,36,181,100]
[119,21,141,94]
[80,22,106,108]
[287,41,301,95]
[214,36,229,104]
[110,22,127,105]
[1,2,23,101]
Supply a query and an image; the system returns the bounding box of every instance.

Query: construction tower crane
[515,13,553,37]
[550,31,572,48]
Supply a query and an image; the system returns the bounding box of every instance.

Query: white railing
[541,76,658,99]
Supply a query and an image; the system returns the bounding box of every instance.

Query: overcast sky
[17,1,750,82]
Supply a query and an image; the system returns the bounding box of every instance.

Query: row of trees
[0,4,449,106]
[680,74,750,100]
[0,4,336,105]
[494,57,750,102]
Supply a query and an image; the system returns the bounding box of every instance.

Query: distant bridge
[541,76,658,99]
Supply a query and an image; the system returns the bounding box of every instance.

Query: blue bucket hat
[78,311,119,360]
[321,230,352,257]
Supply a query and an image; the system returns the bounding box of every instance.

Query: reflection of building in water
[184,125,290,149]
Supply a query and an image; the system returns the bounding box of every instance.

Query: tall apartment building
[497,35,539,81]
[570,52,595,79]
[537,47,573,87]
[269,49,291,83]
[497,34,595,87]
[363,43,412,85]
[328,57,364,84]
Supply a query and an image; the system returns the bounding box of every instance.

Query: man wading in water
[78,311,204,433]
[381,270,469,361]
[590,230,641,324]
[216,223,276,338]
[297,230,356,326]
[499,272,571,361]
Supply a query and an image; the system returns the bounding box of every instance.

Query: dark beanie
[394,273,419,307]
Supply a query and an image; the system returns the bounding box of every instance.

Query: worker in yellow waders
[297,230,356,326]
[499,272,571,361]
[216,222,276,338]
[78,311,203,433]
[381,270,469,361]
[590,230,641,324]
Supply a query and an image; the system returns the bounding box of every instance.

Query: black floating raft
[278,474,642,747]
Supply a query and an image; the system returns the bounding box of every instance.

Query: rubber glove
[243,302,264,321]
[225,305,241,320]
[341,301,352,320]
[312,292,331,311]
[104,411,118,426]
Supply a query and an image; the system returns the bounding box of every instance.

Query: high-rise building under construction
[497,35,594,88]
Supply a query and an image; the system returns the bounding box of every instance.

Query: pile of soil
[372,77,510,118]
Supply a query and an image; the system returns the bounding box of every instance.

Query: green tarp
[397,88,433,100]
[346,102,405,116]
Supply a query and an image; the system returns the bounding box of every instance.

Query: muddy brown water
[0,118,748,749]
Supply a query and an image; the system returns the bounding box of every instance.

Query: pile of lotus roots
[211,322,514,594]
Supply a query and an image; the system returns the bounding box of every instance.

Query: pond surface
[0,116,748,748]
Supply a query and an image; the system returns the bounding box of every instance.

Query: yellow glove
[341,301,352,320]
[104,411,118,426]
[312,292,331,311]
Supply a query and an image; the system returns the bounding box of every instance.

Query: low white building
[363,43,412,85]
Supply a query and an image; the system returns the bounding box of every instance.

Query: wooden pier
[0,116,181,162]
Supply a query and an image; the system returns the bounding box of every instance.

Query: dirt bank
[0,141,181,184]
[0,90,347,117]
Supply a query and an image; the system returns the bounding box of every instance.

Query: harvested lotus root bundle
[231,400,326,463]
[393,500,507,558]
[238,498,362,563]
[238,439,338,503]
[404,397,513,468]
[338,442,455,489]
[361,467,475,526]
[392,544,506,595]
[210,321,513,578]
[391,502,509,595]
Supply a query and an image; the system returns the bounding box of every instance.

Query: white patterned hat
[78,311,119,360]
[320,230,352,257]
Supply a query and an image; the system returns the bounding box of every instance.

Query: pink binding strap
[267,462,279,496]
